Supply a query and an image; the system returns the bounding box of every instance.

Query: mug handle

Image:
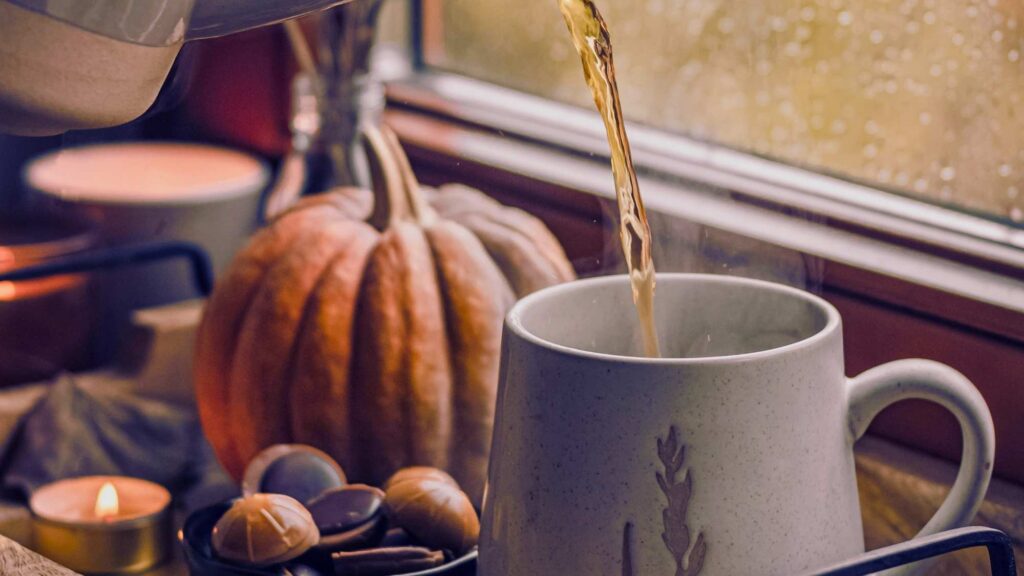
[846,359,995,567]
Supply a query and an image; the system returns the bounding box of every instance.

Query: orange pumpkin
[194,125,574,504]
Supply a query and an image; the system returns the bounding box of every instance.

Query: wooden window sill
[383,97,1024,487]
[855,436,1024,574]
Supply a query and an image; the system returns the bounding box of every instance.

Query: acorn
[242,444,347,504]
[383,466,457,492]
[212,494,320,567]
[383,468,479,555]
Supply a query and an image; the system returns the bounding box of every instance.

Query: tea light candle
[29,476,172,574]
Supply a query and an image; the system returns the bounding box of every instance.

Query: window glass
[428,0,1024,223]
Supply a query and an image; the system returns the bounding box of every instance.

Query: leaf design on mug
[657,426,706,576]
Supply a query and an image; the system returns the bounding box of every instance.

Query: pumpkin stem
[380,124,438,226]
[362,122,411,228]
[360,122,437,228]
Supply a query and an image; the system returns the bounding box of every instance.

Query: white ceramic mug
[26,142,268,307]
[480,274,994,576]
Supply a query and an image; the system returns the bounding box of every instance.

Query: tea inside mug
[510,274,831,359]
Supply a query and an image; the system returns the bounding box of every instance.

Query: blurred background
[0,1,1021,571]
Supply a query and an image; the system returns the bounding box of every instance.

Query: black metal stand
[801,526,1016,576]
[0,241,214,297]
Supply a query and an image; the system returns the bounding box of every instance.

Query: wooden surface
[0,535,77,576]
[856,436,1024,574]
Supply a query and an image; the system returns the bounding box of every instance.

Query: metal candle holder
[30,476,172,574]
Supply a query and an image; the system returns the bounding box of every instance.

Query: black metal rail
[0,241,214,297]
[802,526,1016,576]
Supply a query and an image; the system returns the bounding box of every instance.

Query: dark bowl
[180,501,478,576]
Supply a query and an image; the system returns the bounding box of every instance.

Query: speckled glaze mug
[480,274,994,576]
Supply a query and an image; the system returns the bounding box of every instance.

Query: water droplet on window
[1009,49,1020,62]
[1011,207,1023,222]
[940,166,956,181]
[771,17,788,32]
[1008,186,1020,199]
[863,144,879,158]
[923,11,937,25]
[870,30,884,44]
[930,64,944,77]
[952,33,965,46]
[966,5,979,18]
[998,164,1013,177]
[896,172,911,186]
[992,30,1004,43]
[838,11,853,26]
[831,119,848,134]
[717,17,735,34]
[865,120,881,135]
[919,112,933,125]
[906,21,920,34]
[914,178,930,192]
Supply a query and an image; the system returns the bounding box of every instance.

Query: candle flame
[94,481,119,519]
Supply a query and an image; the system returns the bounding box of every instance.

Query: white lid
[25,142,268,206]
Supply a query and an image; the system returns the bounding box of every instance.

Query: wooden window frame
[381,70,1024,485]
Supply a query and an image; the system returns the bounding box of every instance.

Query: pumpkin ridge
[467,210,571,280]
[227,222,356,469]
[351,230,410,483]
[196,204,345,479]
[424,220,509,506]
[391,223,452,474]
[286,219,378,471]
[432,184,575,284]
[455,212,565,297]
[287,221,380,479]
[475,210,576,282]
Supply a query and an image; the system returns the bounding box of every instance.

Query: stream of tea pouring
[559,0,661,357]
